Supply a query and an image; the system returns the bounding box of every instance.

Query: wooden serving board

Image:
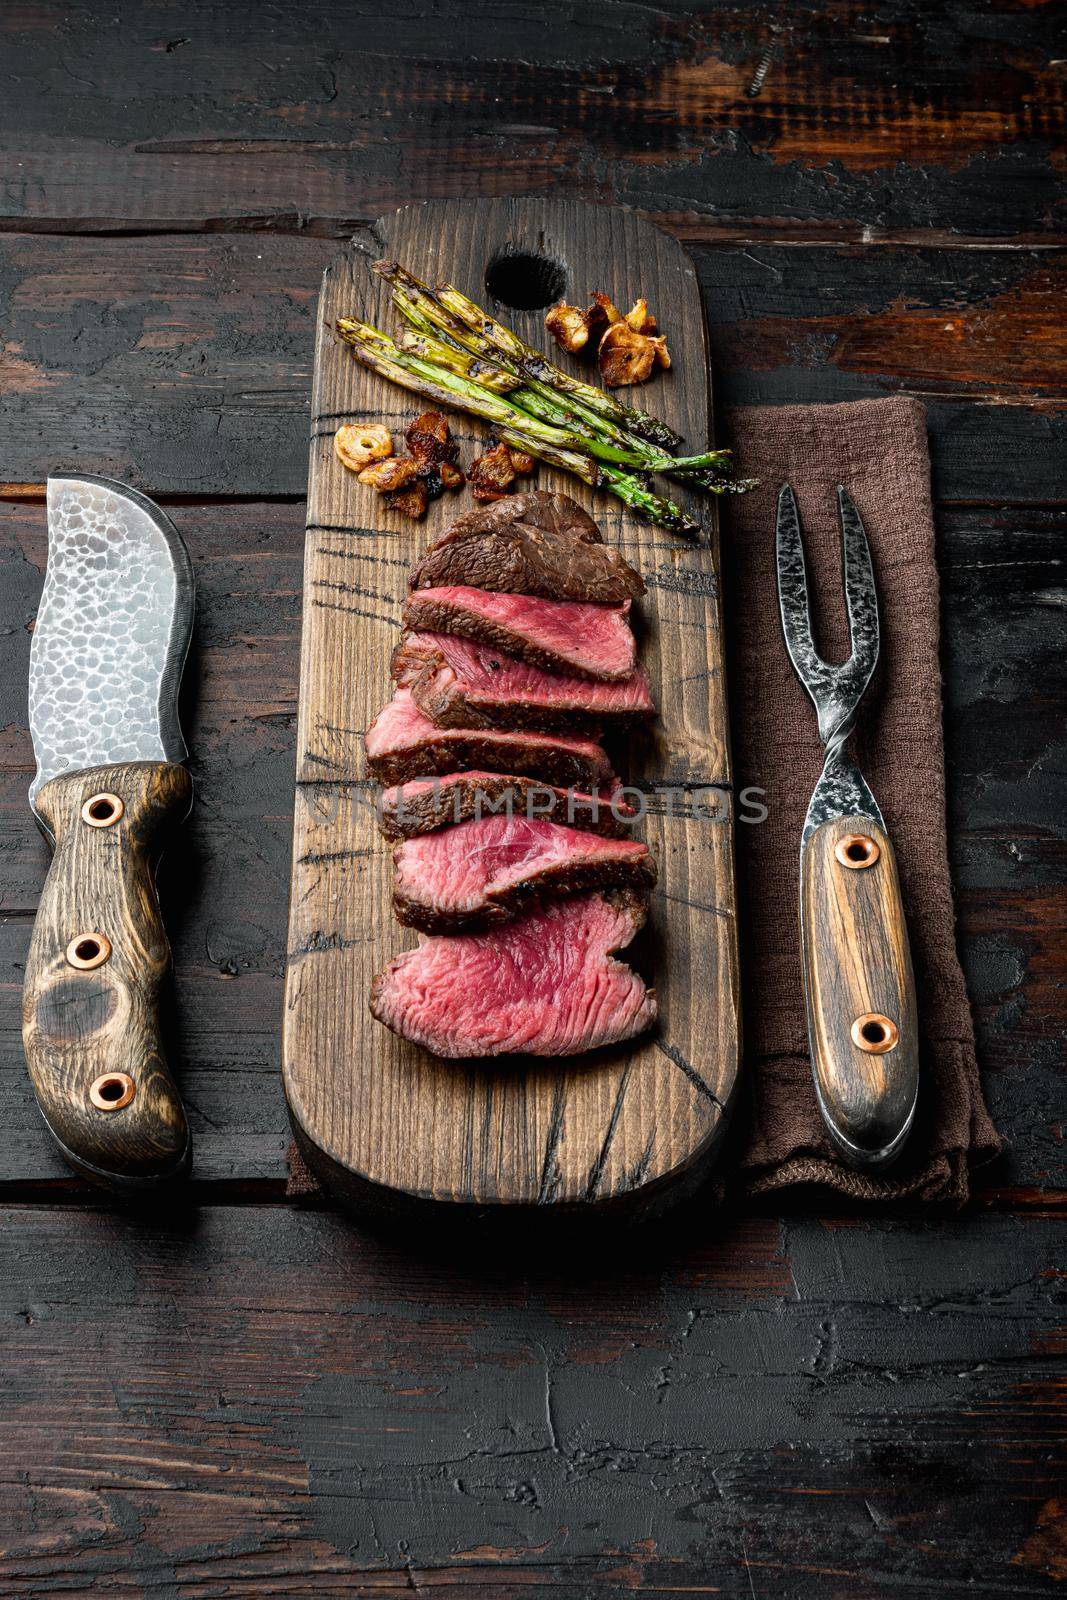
[283,199,739,1217]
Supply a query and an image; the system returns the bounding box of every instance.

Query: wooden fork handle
[22,761,192,1188]
[799,813,919,1167]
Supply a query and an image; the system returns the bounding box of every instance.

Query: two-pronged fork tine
[836,486,880,684]
[775,483,879,750]
[774,483,919,1170]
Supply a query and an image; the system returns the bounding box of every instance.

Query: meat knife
[23,475,194,1187]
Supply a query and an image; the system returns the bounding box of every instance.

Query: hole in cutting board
[485,251,566,311]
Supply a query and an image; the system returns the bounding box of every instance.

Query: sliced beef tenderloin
[410,489,645,602]
[402,585,636,682]
[378,771,636,840]
[364,689,612,789]
[392,631,654,732]
[370,890,656,1057]
[392,813,656,932]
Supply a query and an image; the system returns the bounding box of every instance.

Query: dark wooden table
[0,5,1063,1595]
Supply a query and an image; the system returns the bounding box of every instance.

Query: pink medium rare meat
[370,890,656,1057]
[401,585,636,682]
[364,689,613,789]
[392,631,654,732]
[409,490,645,603]
[377,771,636,840]
[392,813,656,932]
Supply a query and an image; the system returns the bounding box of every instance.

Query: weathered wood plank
[940,507,1066,1186]
[0,1204,1061,1594]
[0,0,1062,241]
[0,233,330,497]
[0,234,1062,500]
[702,248,1066,399]
[0,501,1059,1192]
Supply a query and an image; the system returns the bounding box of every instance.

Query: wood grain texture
[22,760,192,1185]
[801,814,919,1166]
[0,1203,1062,1596]
[282,199,740,1213]
[0,0,1061,243]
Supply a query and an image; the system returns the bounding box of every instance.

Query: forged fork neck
[821,706,859,762]
[814,691,861,750]
[804,730,883,844]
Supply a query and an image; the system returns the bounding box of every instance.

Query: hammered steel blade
[30,475,194,815]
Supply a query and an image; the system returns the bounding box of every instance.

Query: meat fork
[775,484,919,1167]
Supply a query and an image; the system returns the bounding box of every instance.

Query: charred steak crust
[391,863,651,934]
[410,489,645,603]
[369,889,656,1059]
[392,631,655,734]
[377,772,635,840]
[364,690,613,790]
[402,586,636,683]
[431,490,604,547]
[390,814,657,934]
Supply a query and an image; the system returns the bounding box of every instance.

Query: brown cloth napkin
[286,396,1000,1207]
[719,395,999,1205]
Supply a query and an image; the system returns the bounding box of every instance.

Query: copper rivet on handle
[89,1072,135,1111]
[65,932,111,971]
[81,792,124,828]
[835,833,880,870]
[851,1013,899,1054]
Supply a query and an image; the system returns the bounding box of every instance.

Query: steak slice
[410,489,645,602]
[393,631,654,732]
[370,890,656,1057]
[377,771,636,840]
[392,813,656,932]
[364,689,612,789]
[402,585,636,682]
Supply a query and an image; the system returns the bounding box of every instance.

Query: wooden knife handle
[800,813,919,1167]
[22,761,193,1188]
